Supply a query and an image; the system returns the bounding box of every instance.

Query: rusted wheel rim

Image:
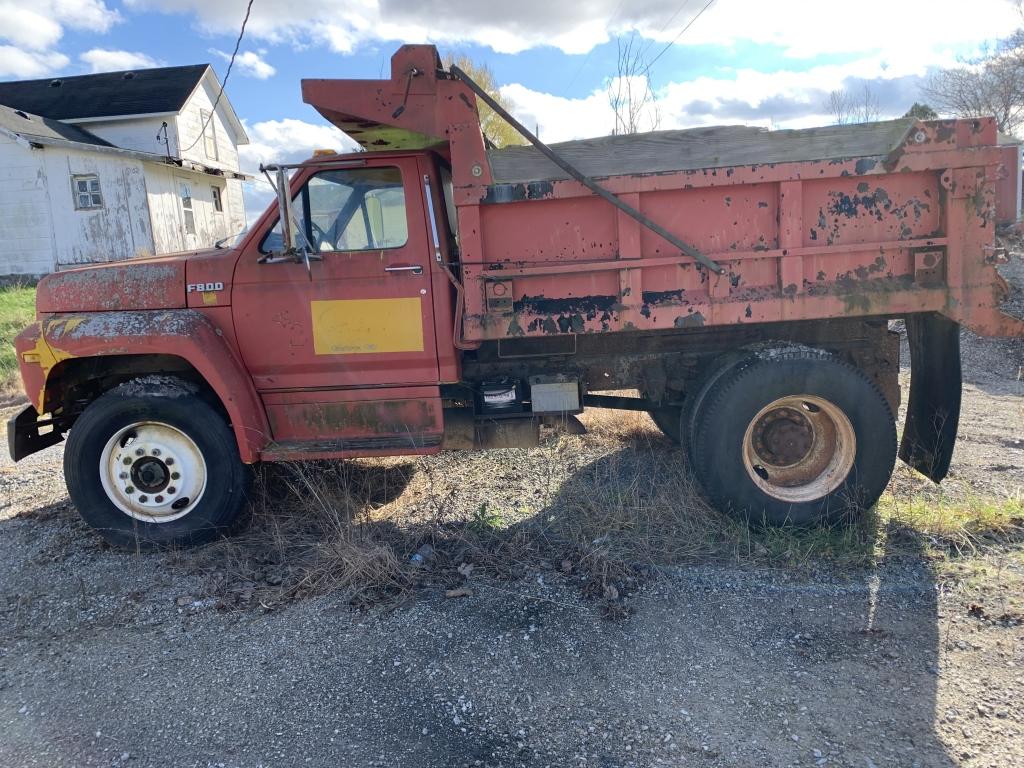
[741,395,856,503]
[99,421,207,523]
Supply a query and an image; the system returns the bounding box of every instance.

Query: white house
[0,64,249,275]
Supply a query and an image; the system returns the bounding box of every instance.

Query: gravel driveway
[1,257,1022,767]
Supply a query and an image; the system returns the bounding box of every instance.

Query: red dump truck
[9,45,1023,548]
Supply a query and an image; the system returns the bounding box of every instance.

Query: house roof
[0,103,250,181]
[0,103,112,147]
[0,64,210,121]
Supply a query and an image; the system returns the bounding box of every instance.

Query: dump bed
[304,45,1024,344]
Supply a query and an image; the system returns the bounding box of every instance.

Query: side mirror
[275,166,298,253]
[258,163,321,277]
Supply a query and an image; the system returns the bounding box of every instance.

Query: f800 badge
[187,282,224,293]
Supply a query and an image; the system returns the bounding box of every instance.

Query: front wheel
[688,348,896,526]
[64,377,251,549]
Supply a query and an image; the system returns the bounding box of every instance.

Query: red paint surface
[15,45,1022,466]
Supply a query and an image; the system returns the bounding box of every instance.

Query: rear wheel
[64,377,251,549]
[688,347,895,526]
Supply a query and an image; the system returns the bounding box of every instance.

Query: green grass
[0,285,36,394]
[878,492,1024,557]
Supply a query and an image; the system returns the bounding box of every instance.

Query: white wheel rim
[741,395,856,503]
[99,421,207,523]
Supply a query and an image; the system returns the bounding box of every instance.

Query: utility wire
[638,0,695,61]
[180,0,255,154]
[640,0,716,77]
[564,0,625,94]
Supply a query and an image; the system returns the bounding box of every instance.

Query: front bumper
[7,404,63,462]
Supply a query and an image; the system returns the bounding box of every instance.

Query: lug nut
[171,472,180,480]
[138,495,148,503]
[155,495,164,503]
[119,472,128,480]
[167,486,176,494]
[152,448,161,457]
[123,457,132,466]
[135,448,144,457]
[165,458,175,466]
[125,487,134,494]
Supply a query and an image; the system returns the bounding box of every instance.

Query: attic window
[49,79,62,88]
[72,175,103,210]
[200,108,218,161]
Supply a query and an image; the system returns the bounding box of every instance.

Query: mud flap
[898,313,961,482]
[7,404,64,462]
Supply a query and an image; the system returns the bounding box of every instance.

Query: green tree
[443,54,528,148]
[903,102,938,120]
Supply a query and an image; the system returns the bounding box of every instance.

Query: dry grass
[180,409,1024,611]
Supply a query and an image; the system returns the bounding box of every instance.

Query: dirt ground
[0,260,1022,767]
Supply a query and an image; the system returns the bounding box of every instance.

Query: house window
[211,185,223,213]
[72,175,102,210]
[179,182,196,235]
[200,109,218,160]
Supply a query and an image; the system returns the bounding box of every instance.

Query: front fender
[19,310,270,462]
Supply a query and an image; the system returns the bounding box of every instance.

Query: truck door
[231,157,440,393]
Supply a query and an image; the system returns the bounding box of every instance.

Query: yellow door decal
[311,297,424,355]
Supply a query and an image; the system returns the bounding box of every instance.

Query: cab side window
[260,167,408,253]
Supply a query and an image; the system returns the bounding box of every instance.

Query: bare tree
[923,30,1024,135]
[607,32,661,135]
[825,83,881,125]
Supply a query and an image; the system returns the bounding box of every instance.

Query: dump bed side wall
[996,143,1021,226]
[454,118,1023,341]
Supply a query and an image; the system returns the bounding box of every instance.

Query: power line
[180,0,255,154]
[638,0,695,61]
[564,0,625,94]
[641,0,716,78]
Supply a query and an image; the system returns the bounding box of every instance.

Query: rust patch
[673,311,705,328]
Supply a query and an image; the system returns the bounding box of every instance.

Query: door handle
[384,265,423,275]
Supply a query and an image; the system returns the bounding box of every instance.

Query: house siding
[0,67,248,275]
[77,116,178,158]
[42,147,155,266]
[144,164,186,253]
[0,135,56,275]
[145,165,241,252]
[174,76,241,174]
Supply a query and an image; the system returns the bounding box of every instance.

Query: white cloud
[80,49,161,72]
[239,118,355,172]
[0,0,120,47]
[52,0,122,34]
[0,46,70,78]
[239,118,357,221]
[502,54,937,144]
[124,0,1018,61]
[0,0,121,78]
[211,49,276,79]
[0,5,63,50]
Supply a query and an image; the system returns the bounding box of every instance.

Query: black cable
[641,0,716,77]
[180,0,255,154]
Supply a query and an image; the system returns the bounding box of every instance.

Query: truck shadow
[0,443,973,765]
[411,444,960,766]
